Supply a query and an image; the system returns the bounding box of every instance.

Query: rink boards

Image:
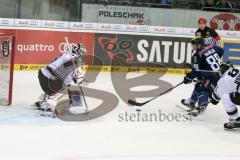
[10,37,240,75]
[0,27,239,74]
[13,64,189,75]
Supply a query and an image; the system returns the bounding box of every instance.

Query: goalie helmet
[220,61,233,75]
[72,42,87,60]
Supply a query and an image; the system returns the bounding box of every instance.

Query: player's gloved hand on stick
[209,92,220,105]
[72,68,87,86]
[183,76,192,84]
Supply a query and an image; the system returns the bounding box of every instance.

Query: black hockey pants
[38,69,63,95]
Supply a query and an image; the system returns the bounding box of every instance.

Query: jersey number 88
[206,53,222,71]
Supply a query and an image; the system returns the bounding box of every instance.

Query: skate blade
[176,105,195,112]
[187,111,198,117]
[181,101,196,109]
[224,128,240,131]
[36,110,54,118]
[224,123,240,131]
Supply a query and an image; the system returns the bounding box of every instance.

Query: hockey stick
[186,63,220,73]
[128,81,184,106]
[64,37,89,112]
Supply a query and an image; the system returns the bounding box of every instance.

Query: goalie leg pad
[37,93,63,114]
[68,90,83,107]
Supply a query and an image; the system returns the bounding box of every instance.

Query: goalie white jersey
[41,52,83,85]
[215,67,240,98]
[35,42,87,115]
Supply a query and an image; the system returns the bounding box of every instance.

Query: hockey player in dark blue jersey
[181,37,224,115]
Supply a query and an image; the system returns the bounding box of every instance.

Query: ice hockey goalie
[33,42,87,116]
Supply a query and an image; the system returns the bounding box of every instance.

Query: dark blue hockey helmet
[191,37,205,46]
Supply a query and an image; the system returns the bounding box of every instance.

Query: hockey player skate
[32,93,47,108]
[188,105,206,117]
[36,92,64,117]
[181,98,196,110]
[224,117,240,130]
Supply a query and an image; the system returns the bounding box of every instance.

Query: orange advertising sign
[0,29,95,64]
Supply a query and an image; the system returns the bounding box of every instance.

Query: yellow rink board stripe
[229,48,240,52]
[13,64,190,75]
[229,56,240,60]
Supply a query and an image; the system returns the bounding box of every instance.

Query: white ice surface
[0,71,239,160]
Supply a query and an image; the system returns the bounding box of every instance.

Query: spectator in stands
[132,0,151,6]
[121,0,129,3]
[160,0,172,4]
[215,0,233,12]
[158,0,172,8]
[237,2,240,9]
[120,0,129,5]
[231,0,240,9]
[204,0,215,11]
[189,0,203,9]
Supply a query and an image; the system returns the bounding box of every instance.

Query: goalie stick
[128,81,184,106]
[64,37,89,113]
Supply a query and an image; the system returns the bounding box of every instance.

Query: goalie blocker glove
[72,68,85,85]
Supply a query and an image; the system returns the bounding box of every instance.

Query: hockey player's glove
[72,68,86,86]
[183,76,192,84]
[209,92,220,105]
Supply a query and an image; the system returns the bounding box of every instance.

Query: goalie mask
[72,43,87,60]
